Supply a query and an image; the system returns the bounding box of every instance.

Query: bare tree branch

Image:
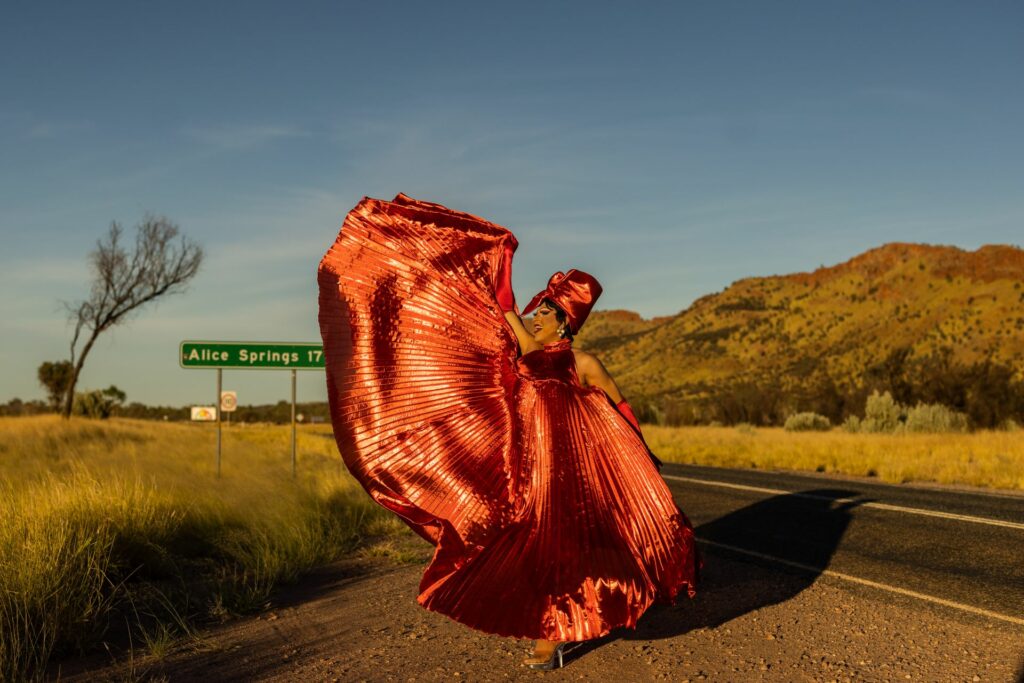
[62,215,203,417]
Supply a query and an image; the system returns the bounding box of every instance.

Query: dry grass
[645,425,1024,491]
[0,416,401,682]
[6,416,1020,680]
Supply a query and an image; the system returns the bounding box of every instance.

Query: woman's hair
[542,298,574,341]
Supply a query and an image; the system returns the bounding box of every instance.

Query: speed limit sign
[220,391,238,413]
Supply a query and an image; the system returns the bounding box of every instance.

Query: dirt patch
[59,539,1022,682]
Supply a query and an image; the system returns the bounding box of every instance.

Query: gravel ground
[62,539,1024,683]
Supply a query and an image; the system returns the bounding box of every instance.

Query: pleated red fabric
[317,194,699,641]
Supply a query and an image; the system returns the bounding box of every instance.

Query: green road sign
[180,341,324,369]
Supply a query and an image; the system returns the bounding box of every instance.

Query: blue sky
[2,2,1022,406]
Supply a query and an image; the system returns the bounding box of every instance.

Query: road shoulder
[61,544,1023,682]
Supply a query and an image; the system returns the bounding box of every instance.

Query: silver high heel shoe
[524,641,578,670]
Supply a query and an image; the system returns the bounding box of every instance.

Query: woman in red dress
[318,194,699,671]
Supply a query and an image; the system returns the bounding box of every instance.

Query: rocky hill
[576,243,1024,426]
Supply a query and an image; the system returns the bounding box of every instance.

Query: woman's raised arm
[494,238,541,356]
[504,311,542,356]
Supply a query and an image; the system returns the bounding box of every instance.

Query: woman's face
[532,302,564,344]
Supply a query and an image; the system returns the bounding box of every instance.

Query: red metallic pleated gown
[317,194,698,641]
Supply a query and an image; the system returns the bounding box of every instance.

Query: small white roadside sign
[220,391,238,413]
[191,406,217,421]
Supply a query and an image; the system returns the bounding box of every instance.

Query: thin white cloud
[182,124,309,150]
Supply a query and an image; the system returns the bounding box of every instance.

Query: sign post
[179,341,325,477]
[291,369,297,479]
[216,368,222,477]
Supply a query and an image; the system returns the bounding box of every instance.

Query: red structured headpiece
[521,269,603,334]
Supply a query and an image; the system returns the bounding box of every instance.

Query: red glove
[616,398,642,432]
[494,239,516,312]
[615,398,663,470]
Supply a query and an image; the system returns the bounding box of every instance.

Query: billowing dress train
[317,194,698,641]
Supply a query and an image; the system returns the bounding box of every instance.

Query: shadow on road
[569,488,865,662]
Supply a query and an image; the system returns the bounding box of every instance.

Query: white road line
[698,538,1024,628]
[664,475,1024,531]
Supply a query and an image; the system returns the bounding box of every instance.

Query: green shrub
[861,390,904,433]
[784,412,832,432]
[904,402,968,433]
[72,386,126,419]
[842,415,862,433]
[848,391,971,434]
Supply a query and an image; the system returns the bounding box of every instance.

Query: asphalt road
[660,462,1024,628]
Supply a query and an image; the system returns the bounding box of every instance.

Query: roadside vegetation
[0,416,407,682]
[3,403,1022,680]
[647,424,1024,491]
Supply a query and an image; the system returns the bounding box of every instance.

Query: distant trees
[631,347,1024,431]
[0,398,48,417]
[866,346,1024,429]
[73,386,126,419]
[117,402,190,421]
[866,347,914,405]
[710,378,785,426]
[33,363,128,418]
[37,361,73,410]
[0,397,332,423]
[61,216,203,418]
[228,400,330,424]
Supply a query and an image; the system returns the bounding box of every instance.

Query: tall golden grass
[0,416,403,682]
[645,425,1024,490]
[4,417,1021,680]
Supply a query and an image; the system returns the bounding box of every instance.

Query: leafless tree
[62,215,203,417]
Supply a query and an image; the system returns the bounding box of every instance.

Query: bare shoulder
[571,349,605,373]
[571,348,619,397]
